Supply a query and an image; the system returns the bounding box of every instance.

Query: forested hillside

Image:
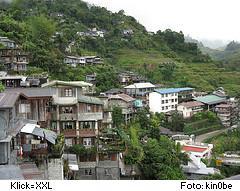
[1,0,240,96]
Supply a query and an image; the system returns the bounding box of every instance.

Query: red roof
[182,145,208,153]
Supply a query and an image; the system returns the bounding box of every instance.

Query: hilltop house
[0,37,17,49]
[0,48,29,72]
[77,28,105,38]
[118,72,146,86]
[64,56,103,67]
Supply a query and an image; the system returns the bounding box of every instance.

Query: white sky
[85,0,240,42]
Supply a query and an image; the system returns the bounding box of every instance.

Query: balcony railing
[59,113,77,121]
[79,129,96,137]
[78,112,103,121]
[61,129,77,137]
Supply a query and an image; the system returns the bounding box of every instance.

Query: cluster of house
[0,37,29,72]
[76,28,106,38]
[64,56,103,67]
[0,79,143,179]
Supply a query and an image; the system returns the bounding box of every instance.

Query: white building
[124,82,155,97]
[149,88,179,113]
[177,101,204,118]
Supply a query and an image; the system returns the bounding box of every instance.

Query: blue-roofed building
[149,87,194,113]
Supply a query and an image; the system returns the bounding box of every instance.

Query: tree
[112,106,124,128]
[140,137,185,180]
[159,62,176,81]
[125,125,144,165]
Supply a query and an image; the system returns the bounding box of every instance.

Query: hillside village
[1,0,240,180]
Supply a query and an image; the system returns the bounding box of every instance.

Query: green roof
[193,95,226,105]
[78,95,103,105]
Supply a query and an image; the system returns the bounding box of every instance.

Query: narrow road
[195,128,228,142]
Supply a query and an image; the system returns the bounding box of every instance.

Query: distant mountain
[199,39,228,50]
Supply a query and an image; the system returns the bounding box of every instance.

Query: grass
[112,48,240,96]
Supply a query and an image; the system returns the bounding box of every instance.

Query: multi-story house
[0,37,17,48]
[149,88,179,113]
[177,101,204,118]
[149,87,196,114]
[124,82,155,98]
[118,72,146,86]
[42,80,103,148]
[0,90,55,165]
[107,94,136,124]
[215,102,238,127]
[0,48,29,72]
[64,56,103,67]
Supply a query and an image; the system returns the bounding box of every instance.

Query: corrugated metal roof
[21,124,57,144]
[179,101,204,108]
[193,95,226,105]
[108,94,135,102]
[154,87,194,94]
[0,92,20,108]
[42,80,93,88]
[5,88,53,98]
[78,95,103,105]
[124,82,155,89]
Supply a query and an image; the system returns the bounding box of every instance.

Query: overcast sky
[86,0,240,42]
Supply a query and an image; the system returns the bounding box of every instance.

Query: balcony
[60,113,77,121]
[61,129,77,137]
[79,129,96,137]
[78,112,103,121]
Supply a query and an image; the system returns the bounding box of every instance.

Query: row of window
[52,121,97,129]
[161,93,177,98]
[161,99,177,104]
[162,105,177,110]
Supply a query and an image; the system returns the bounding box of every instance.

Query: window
[84,169,92,176]
[162,107,164,110]
[51,122,57,130]
[166,94,168,97]
[165,106,168,110]
[80,121,96,129]
[171,99,174,103]
[175,98,177,102]
[161,100,164,104]
[172,105,175,109]
[63,122,74,129]
[166,100,168,104]
[61,107,73,113]
[64,88,73,97]
[161,94,164,98]
[87,105,91,112]
[83,138,92,146]
[19,103,30,113]
[104,169,110,176]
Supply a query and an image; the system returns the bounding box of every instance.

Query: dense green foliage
[183,112,223,135]
[140,138,186,180]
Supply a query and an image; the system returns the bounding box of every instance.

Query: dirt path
[195,128,228,142]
